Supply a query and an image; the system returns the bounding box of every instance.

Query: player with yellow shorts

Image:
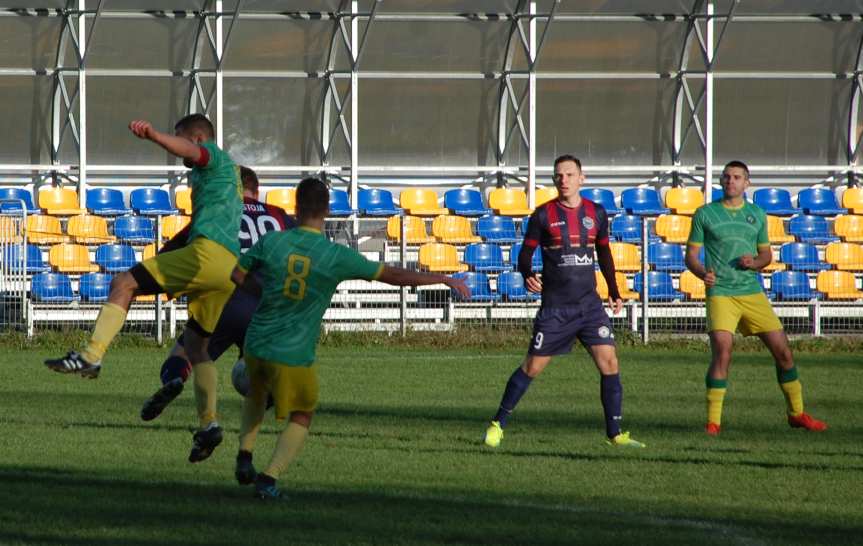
[685,160,827,436]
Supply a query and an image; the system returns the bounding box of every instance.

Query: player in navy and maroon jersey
[140,166,295,422]
[483,154,646,448]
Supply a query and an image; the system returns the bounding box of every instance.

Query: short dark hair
[296,177,329,219]
[174,113,215,139]
[240,166,258,194]
[722,160,750,179]
[553,154,582,171]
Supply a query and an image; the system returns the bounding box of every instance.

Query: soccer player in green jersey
[46,114,244,462]
[685,160,827,436]
[229,177,470,499]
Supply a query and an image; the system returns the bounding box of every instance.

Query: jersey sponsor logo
[582,216,595,230]
[746,215,756,224]
[560,253,593,266]
[549,221,565,228]
[598,326,611,338]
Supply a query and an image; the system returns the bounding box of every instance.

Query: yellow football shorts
[244,354,320,420]
[139,237,237,334]
[706,292,783,336]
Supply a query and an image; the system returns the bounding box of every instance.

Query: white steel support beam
[705,1,714,201]
[528,1,536,208]
[350,0,359,210]
[848,29,863,177]
[215,0,224,146]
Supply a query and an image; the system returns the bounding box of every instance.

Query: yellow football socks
[193,361,219,428]
[238,389,268,452]
[81,302,127,364]
[705,374,728,425]
[263,422,309,480]
[776,366,803,416]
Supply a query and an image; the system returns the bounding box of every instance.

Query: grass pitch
[1,345,861,545]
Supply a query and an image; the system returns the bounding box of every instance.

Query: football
[231,358,250,397]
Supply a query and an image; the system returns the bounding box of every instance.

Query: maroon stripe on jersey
[546,202,562,246]
[523,238,539,248]
[562,204,581,246]
[191,146,210,167]
[263,203,289,229]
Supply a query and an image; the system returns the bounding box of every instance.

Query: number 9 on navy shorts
[528,297,615,356]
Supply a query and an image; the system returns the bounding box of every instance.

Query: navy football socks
[600,373,623,438]
[493,368,533,427]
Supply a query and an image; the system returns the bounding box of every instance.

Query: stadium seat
[633,271,683,301]
[761,249,787,272]
[497,271,540,301]
[816,270,863,300]
[609,242,641,272]
[833,214,863,243]
[0,188,38,214]
[400,188,448,216]
[67,214,116,244]
[621,188,669,216]
[444,189,491,217]
[131,188,177,216]
[358,188,400,216]
[841,187,863,214]
[709,185,724,202]
[766,215,795,243]
[95,244,138,273]
[30,272,74,302]
[580,188,621,215]
[535,186,558,207]
[654,214,691,244]
[770,271,820,300]
[86,188,130,216]
[418,243,468,273]
[798,188,846,216]
[594,270,639,301]
[787,215,838,244]
[37,187,84,215]
[49,243,99,273]
[679,270,706,300]
[432,215,481,244]
[328,189,356,216]
[753,188,799,216]
[161,215,191,239]
[175,188,192,214]
[476,215,519,243]
[79,272,112,302]
[510,243,542,271]
[2,244,49,273]
[142,243,157,260]
[451,272,499,302]
[488,188,532,216]
[25,215,68,244]
[825,242,863,271]
[114,216,155,244]
[779,242,829,272]
[647,242,686,272]
[0,216,22,243]
[463,243,507,272]
[665,187,704,215]
[386,215,434,244]
[266,188,296,215]
[611,214,661,244]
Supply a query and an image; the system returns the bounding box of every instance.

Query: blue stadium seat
[621,188,670,216]
[611,214,661,244]
[79,272,112,302]
[3,244,49,273]
[328,189,356,216]
[580,188,621,215]
[114,216,155,243]
[797,188,846,216]
[787,215,838,244]
[444,189,491,216]
[358,189,401,216]
[30,272,74,302]
[647,243,686,272]
[451,272,499,302]
[778,242,830,272]
[510,243,542,271]
[0,188,38,214]
[497,271,540,301]
[86,188,130,216]
[633,271,683,301]
[753,188,799,216]
[463,243,508,272]
[770,271,820,301]
[130,188,178,216]
[477,215,519,243]
[95,244,138,273]
[710,185,724,202]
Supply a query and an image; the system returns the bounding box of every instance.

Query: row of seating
[0,187,188,216]
[28,272,166,303]
[3,243,157,274]
[0,214,189,245]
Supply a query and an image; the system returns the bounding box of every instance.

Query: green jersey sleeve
[688,208,705,246]
[756,209,770,247]
[333,247,383,283]
[238,236,266,272]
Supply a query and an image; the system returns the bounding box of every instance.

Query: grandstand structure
[0,1,862,338]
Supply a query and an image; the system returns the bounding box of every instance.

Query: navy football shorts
[177,287,259,360]
[527,295,615,356]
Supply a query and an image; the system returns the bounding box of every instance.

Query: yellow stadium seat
[841,187,863,214]
[488,188,533,216]
[766,215,795,243]
[679,270,706,300]
[37,187,85,215]
[25,215,68,244]
[609,242,640,272]
[0,216,22,243]
[67,215,115,244]
[399,189,448,216]
[175,188,193,215]
[535,186,558,206]
[595,270,609,299]
[825,242,863,271]
[816,270,863,300]
[655,214,691,244]
[665,187,704,215]
[761,253,786,272]
[266,188,296,214]
[49,243,99,273]
[161,215,191,239]
[432,215,481,244]
[135,293,168,302]
[142,243,157,260]
[386,215,434,244]
[834,214,863,243]
[594,271,638,301]
[418,243,468,273]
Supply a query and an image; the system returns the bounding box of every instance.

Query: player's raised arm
[377,266,470,299]
[129,119,205,164]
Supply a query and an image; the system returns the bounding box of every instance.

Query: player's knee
[289,411,313,428]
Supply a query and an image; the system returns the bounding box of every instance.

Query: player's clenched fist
[703,268,716,287]
[129,120,156,140]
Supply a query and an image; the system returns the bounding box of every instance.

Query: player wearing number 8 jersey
[230,177,470,500]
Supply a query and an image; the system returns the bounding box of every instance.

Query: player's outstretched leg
[141,356,192,421]
[236,377,268,486]
[44,351,102,378]
[599,373,645,448]
[484,364,535,447]
[255,415,311,500]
